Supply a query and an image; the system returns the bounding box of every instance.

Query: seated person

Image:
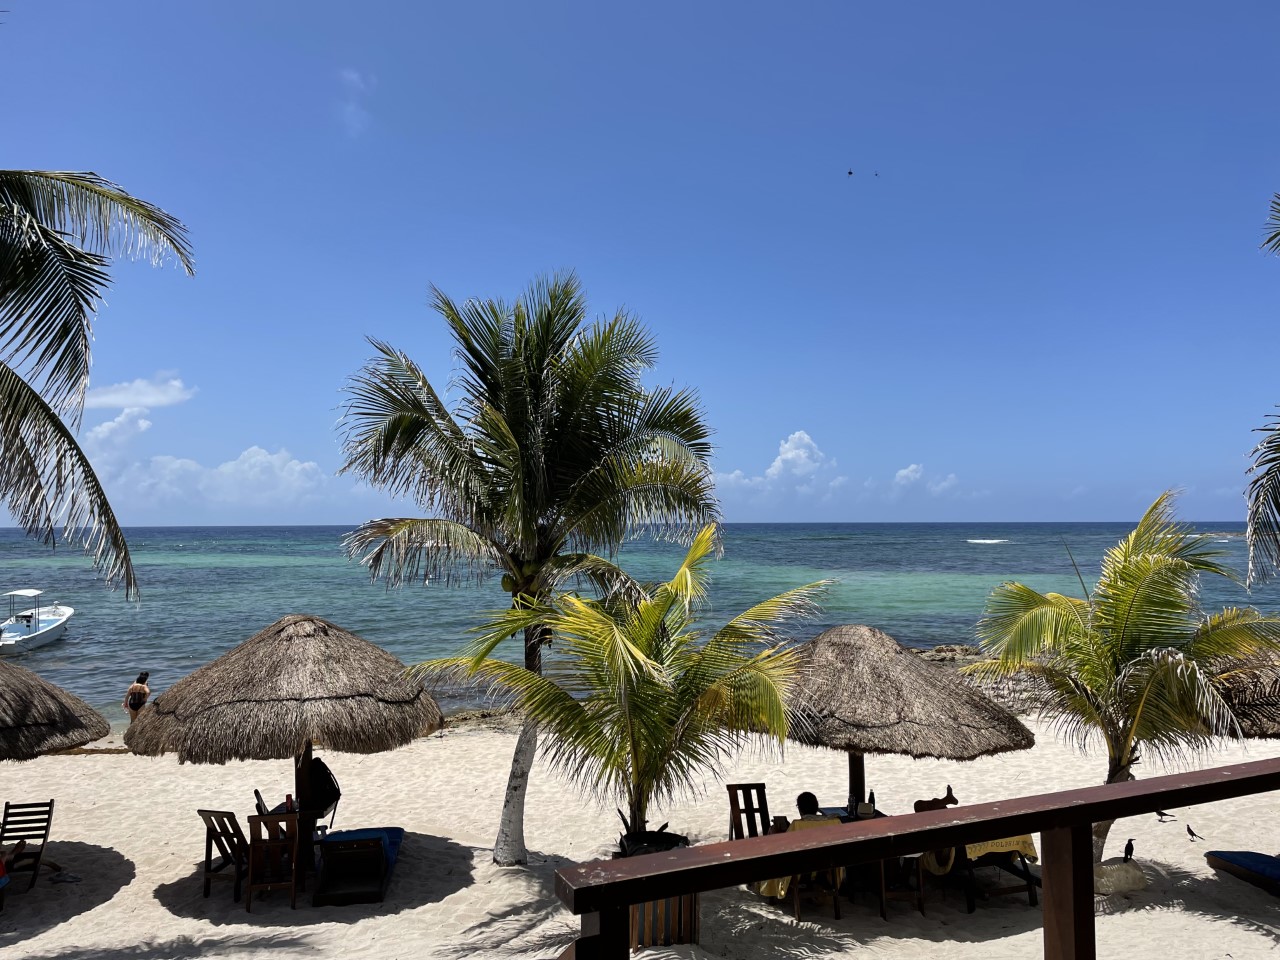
[796,791,826,821]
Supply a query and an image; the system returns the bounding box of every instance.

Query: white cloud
[716,431,847,505]
[894,463,924,486]
[85,375,196,409]
[765,431,828,481]
[337,68,376,136]
[928,473,958,495]
[108,446,327,510]
[83,407,331,521]
[87,407,152,445]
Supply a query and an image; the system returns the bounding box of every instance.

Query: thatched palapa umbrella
[125,614,443,807]
[1214,655,1280,739]
[788,624,1034,806]
[0,660,109,761]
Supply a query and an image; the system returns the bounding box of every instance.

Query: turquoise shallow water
[2,522,1275,725]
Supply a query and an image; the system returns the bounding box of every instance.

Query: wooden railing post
[1040,823,1095,960]
[564,905,630,959]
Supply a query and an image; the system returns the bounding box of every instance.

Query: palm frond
[1247,410,1280,587]
[343,516,504,587]
[0,361,136,597]
[976,582,1091,668]
[0,171,193,413]
[1264,192,1280,256]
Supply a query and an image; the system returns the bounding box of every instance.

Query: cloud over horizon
[83,408,340,523]
[716,431,847,516]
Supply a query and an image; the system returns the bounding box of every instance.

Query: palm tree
[970,491,1280,861]
[1246,192,1280,586]
[339,272,719,864]
[415,525,828,842]
[0,171,194,598]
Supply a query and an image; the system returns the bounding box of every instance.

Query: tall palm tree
[0,171,194,597]
[339,272,719,864]
[1246,192,1280,586]
[416,525,828,842]
[970,491,1280,861]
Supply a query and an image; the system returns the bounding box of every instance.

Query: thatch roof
[1216,655,1280,739]
[787,624,1034,760]
[124,614,443,763]
[0,660,109,761]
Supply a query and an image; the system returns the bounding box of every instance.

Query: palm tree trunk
[491,623,547,866]
[492,719,537,865]
[1092,761,1134,862]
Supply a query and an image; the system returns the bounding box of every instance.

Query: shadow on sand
[1098,858,1280,943]
[434,849,581,959]
[0,841,135,946]
[17,933,311,960]
[153,831,475,926]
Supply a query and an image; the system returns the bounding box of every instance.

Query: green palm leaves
[416,526,829,834]
[0,171,194,598]
[340,272,718,601]
[974,492,1280,785]
[340,272,719,863]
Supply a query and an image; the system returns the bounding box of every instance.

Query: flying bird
[1123,839,1135,862]
[1187,824,1206,841]
[1156,810,1176,822]
[847,169,854,177]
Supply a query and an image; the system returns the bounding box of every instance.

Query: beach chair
[727,783,771,840]
[197,809,250,902]
[755,818,844,920]
[1205,850,1280,897]
[245,812,303,912]
[1,799,54,891]
[312,827,405,906]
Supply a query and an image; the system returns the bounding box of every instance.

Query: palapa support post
[848,752,866,806]
[1040,823,1095,960]
[294,738,314,810]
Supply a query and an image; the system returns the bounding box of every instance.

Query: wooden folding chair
[726,783,771,840]
[197,809,250,902]
[245,812,303,912]
[786,818,844,921]
[1,800,54,891]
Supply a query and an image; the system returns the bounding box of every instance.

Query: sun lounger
[312,827,404,906]
[1205,850,1280,897]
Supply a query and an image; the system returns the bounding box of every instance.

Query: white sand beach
[4,716,1279,960]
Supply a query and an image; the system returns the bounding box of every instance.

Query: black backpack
[309,756,342,824]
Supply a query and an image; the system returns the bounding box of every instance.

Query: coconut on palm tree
[339,272,718,864]
[0,170,194,597]
[969,491,1280,861]
[416,524,828,848]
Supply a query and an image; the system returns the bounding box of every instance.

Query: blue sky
[5,1,1278,524]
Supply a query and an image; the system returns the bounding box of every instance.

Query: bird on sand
[1156,810,1176,822]
[1187,824,1206,841]
[1123,839,1135,862]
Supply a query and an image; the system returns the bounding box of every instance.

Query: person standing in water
[123,672,151,723]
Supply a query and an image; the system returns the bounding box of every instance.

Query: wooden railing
[555,757,1280,960]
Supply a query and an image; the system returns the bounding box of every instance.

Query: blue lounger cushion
[325,827,404,870]
[313,827,405,906]
[1205,850,1280,897]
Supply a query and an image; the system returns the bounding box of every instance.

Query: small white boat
[0,590,74,656]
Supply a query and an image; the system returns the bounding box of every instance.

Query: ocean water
[2,522,1275,725]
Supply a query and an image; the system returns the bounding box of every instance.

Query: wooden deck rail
[555,756,1280,960]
